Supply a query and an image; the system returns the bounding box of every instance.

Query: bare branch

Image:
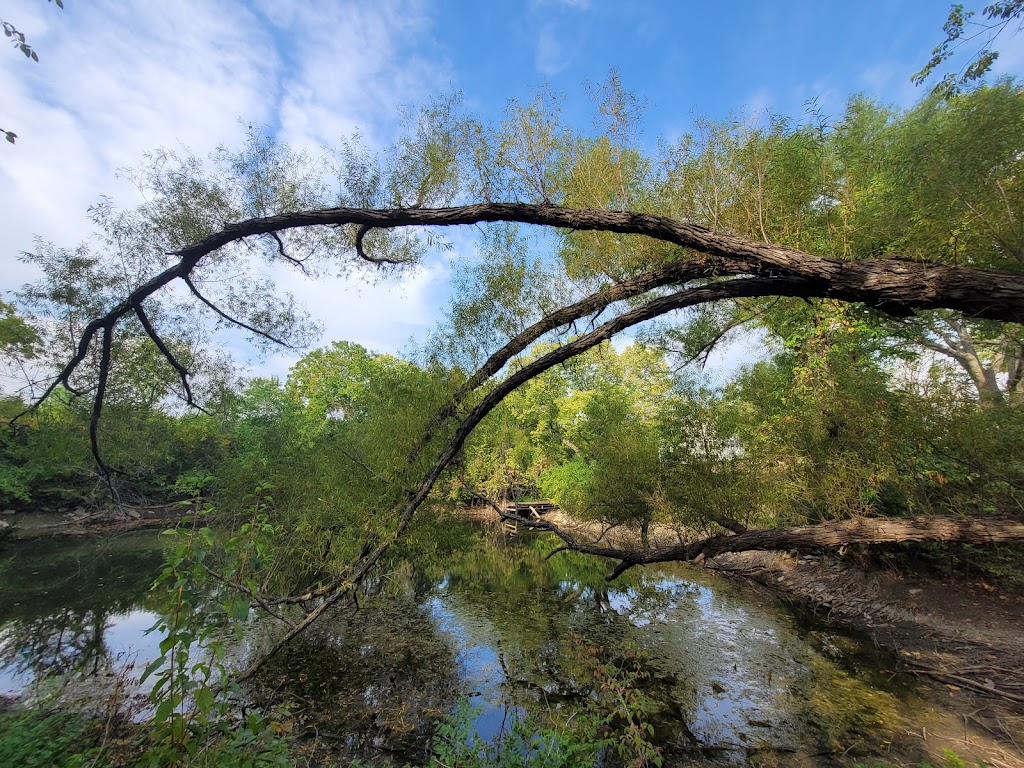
[200,564,294,626]
[182,275,291,347]
[680,296,782,369]
[544,546,570,560]
[89,324,114,481]
[133,303,210,414]
[268,231,310,275]
[25,201,1024,670]
[354,224,414,265]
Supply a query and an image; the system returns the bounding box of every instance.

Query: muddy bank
[710,551,1024,767]
[0,503,187,541]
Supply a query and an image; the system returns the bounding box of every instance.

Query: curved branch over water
[25,202,1024,677]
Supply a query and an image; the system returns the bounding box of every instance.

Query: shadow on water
[0,524,929,765]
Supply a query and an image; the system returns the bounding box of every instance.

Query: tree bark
[699,515,1024,558]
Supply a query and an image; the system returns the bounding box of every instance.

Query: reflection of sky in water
[426,591,523,743]
[0,609,161,697]
[0,630,32,695]
[635,575,804,751]
[105,610,162,668]
[426,569,812,754]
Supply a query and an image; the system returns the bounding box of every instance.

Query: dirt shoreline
[0,503,188,540]
[711,550,1024,767]
[469,505,1024,766]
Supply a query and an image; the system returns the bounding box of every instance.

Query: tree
[16,81,1024,677]
[645,86,1024,402]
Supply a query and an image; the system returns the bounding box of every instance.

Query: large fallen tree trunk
[702,515,1024,556]
[501,512,1024,580]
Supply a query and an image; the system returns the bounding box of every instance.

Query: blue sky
[1,0,1021,378]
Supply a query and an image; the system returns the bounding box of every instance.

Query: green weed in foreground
[0,711,102,768]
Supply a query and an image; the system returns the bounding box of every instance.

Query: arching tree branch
[29,202,1024,422]
[26,202,1024,677]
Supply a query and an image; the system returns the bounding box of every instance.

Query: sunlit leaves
[913,1,1024,98]
[497,84,572,203]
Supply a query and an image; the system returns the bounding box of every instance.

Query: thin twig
[133,303,210,414]
[183,276,291,347]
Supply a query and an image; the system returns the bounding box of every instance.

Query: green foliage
[188,340,469,594]
[140,489,288,767]
[0,711,100,768]
[430,701,604,768]
[913,0,1023,98]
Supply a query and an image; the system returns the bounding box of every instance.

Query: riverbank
[465,505,1024,767]
[712,550,1024,768]
[0,503,188,541]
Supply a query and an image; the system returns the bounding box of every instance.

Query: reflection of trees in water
[0,533,163,685]
[431,533,687,725]
[0,606,110,678]
[247,597,461,765]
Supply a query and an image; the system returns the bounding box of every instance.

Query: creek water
[0,524,932,765]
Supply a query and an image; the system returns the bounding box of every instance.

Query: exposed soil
[711,550,1024,768]
[1,503,187,540]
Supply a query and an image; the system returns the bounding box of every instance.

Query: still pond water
[0,524,932,765]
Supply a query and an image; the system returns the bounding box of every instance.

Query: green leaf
[229,597,250,620]
[155,699,174,724]
[193,686,215,714]
[139,655,166,684]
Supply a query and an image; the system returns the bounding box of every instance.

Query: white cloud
[535,25,569,76]
[255,0,449,152]
[250,253,453,378]
[1,0,277,295]
[0,0,455,376]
